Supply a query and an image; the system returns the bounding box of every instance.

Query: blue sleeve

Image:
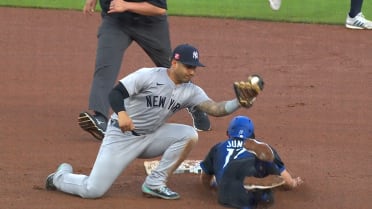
[275,163,286,173]
[200,144,219,175]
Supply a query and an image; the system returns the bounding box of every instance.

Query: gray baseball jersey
[52,67,211,198]
[111,67,210,134]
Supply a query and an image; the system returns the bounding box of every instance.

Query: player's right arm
[109,82,135,132]
[280,169,303,189]
[83,0,97,15]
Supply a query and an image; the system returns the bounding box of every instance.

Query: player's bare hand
[83,0,97,15]
[117,111,135,132]
[108,0,129,14]
[291,177,303,188]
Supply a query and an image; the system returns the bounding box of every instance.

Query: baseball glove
[234,74,264,107]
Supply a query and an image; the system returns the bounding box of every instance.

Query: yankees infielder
[46,44,256,200]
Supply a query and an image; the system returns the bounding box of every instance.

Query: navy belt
[110,119,141,136]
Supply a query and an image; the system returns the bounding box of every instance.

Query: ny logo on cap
[192,51,199,60]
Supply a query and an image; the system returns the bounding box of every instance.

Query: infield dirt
[0,7,371,209]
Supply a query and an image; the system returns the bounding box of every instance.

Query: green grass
[0,0,371,25]
[0,0,86,10]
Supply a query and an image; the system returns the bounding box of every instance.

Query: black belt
[110,119,141,136]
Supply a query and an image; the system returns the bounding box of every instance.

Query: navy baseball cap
[171,44,205,67]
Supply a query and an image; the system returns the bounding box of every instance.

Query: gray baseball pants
[52,121,198,198]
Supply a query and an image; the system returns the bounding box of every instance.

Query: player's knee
[81,191,104,199]
[81,185,108,199]
[187,125,199,142]
[186,128,198,143]
[186,137,198,149]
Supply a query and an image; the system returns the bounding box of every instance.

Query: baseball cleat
[78,112,107,140]
[142,183,180,200]
[188,107,211,131]
[345,12,372,29]
[45,163,73,191]
[244,175,285,190]
[268,0,281,11]
[244,139,274,162]
[45,173,56,190]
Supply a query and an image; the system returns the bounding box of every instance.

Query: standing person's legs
[79,16,133,140]
[349,0,363,17]
[89,16,132,117]
[132,17,172,68]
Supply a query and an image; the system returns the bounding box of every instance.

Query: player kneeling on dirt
[200,116,303,209]
[45,44,265,200]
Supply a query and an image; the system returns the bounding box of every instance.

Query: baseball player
[200,116,303,209]
[79,0,211,141]
[45,44,260,200]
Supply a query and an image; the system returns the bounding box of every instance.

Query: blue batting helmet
[227,116,254,140]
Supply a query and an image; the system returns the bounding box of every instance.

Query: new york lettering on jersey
[145,96,182,112]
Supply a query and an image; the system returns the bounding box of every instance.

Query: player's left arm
[199,145,219,190]
[196,99,242,117]
[196,74,264,116]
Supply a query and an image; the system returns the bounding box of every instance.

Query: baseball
[250,76,260,85]
[248,74,264,91]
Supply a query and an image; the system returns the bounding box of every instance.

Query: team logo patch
[174,53,180,60]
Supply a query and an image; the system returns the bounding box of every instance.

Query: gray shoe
[45,163,73,191]
[78,112,107,140]
[244,139,274,162]
[244,175,285,190]
[188,108,211,131]
[142,183,180,200]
